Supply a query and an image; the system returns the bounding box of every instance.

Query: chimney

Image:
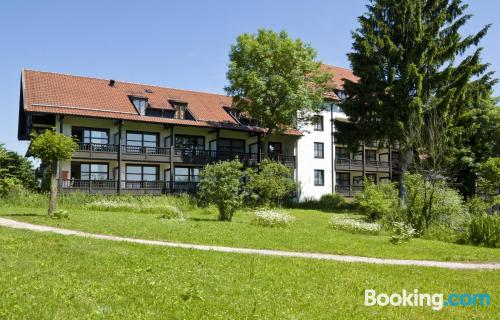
[109,79,115,87]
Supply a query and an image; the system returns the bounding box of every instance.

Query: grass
[1,193,499,262]
[0,227,498,319]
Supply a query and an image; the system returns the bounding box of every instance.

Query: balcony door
[125,131,159,153]
[72,127,110,150]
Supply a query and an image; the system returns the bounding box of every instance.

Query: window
[249,143,259,155]
[132,97,148,115]
[175,135,205,151]
[313,115,324,131]
[365,150,377,165]
[336,172,350,186]
[314,170,324,186]
[79,163,108,180]
[366,173,377,183]
[268,142,282,155]
[335,147,349,159]
[314,142,324,158]
[174,167,200,183]
[336,90,347,101]
[72,127,109,145]
[217,138,245,154]
[126,165,158,181]
[174,103,187,119]
[126,131,159,149]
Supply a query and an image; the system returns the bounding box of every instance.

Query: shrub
[462,214,500,248]
[247,159,297,207]
[158,205,184,220]
[477,157,500,200]
[252,208,296,227]
[294,193,349,212]
[404,173,468,234]
[0,177,23,197]
[329,217,381,235]
[52,209,70,219]
[354,179,399,221]
[198,160,245,221]
[389,222,416,244]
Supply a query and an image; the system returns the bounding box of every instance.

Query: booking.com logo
[364,289,491,311]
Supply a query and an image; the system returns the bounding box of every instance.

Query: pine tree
[336,0,496,201]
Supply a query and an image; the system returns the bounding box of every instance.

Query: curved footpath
[0,217,498,270]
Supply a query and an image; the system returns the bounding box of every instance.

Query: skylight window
[132,97,148,116]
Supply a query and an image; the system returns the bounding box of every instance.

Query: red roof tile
[22,66,356,136]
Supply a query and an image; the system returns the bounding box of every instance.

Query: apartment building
[17,66,398,200]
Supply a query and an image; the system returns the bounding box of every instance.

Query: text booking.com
[364,289,491,311]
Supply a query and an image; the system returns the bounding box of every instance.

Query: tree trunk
[48,161,58,216]
[398,149,413,207]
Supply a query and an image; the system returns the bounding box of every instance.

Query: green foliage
[450,98,500,197]
[294,193,349,212]
[404,173,468,235]
[158,205,184,221]
[0,144,38,190]
[338,0,494,150]
[0,177,23,197]
[389,222,417,245]
[354,179,399,221]
[52,209,70,219]
[477,157,500,200]
[29,130,78,163]
[226,29,331,145]
[462,214,500,248]
[247,159,296,207]
[329,217,381,235]
[198,160,245,221]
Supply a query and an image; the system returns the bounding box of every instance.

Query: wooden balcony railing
[74,143,295,167]
[58,179,199,194]
[335,185,364,197]
[335,158,390,172]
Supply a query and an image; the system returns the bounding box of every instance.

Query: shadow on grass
[0,212,42,217]
[189,217,218,222]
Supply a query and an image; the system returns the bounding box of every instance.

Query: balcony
[72,143,296,167]
[59,179,198,195]
[335,185,364,197]
[335,158,390,172]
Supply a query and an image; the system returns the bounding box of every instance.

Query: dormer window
[336,90,347,101]
[132,97,148,116]
[174,103,187,119]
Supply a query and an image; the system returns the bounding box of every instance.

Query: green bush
[247,159,297,207]
[198,159,245,221]
[294,193,349,212]
[463,214,500,248]
[404,173,468,235]
[354,179,399,221]
[0,177,23,197]
[389,222,416,244]
[158,205,184,220]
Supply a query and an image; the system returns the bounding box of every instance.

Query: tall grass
[0,190,197,214]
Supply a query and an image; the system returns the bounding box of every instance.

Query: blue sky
[1,0,499,155]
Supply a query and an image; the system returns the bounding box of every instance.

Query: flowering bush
[389,222,416,244]
[252,209,296,227]
[329,217,381,235]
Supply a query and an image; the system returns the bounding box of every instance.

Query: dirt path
[0,217,498,270]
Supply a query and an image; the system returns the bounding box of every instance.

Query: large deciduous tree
[0,144,38,191]
[336,0,496,202]
[29,130,77,215]
[226,29,332,156]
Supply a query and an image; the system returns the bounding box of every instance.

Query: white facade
[296,102,348,200]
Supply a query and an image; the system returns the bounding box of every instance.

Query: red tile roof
[22,66,356,136]
[321,64,359,90]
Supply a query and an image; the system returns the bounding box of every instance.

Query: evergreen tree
[336,0,496,201]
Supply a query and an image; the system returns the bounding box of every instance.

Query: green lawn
[0,227,498,319]
[1,205,499,262]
